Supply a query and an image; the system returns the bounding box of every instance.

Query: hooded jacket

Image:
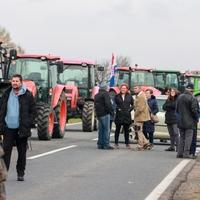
[0,86,35,138]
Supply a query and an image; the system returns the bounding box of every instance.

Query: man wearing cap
[176,83,199,159]
[94,82,114,150]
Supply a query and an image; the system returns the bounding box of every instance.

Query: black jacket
[176,91,199,129]
[94,89,114,118]
[0,87,35,138]
[163,98,178,124]
[114,93,134,125]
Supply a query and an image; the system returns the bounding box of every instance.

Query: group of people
[94,82,200,159]
[94,82,158,151]
[163,85,199,159]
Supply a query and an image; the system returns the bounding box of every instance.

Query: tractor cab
[113,66,160,95]
[152,70,181,94]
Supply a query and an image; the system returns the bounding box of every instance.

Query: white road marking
[145,147,200,200]
[27,145,77,160]
[92,133,114,141]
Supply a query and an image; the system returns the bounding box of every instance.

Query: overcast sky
[1,0,200,70]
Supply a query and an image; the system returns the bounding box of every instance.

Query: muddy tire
[52,92,67,138]
[37,105,54,140]
[82,101,95,132]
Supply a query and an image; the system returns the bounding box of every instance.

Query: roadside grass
[68,118,82,124]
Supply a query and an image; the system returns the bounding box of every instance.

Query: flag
[109,53,117,87]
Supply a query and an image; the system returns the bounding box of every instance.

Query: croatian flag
[109,53,117,87]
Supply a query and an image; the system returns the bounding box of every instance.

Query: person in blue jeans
[94,82,114,150]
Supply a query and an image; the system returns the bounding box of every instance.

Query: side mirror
[9,49,17,60]
[97,66,104,71]
[56,61,64,73]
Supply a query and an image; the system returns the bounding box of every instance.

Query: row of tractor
[0,43,200,141]
[0,44,102,140]
[110,65,200,101]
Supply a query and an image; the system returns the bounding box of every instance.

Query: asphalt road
[6,123,184,200]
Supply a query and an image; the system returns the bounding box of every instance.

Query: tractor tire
[52,92,67,138]
[37,105,54,140]
[82,101,95,132]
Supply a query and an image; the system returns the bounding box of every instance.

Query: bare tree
[95,59,111,84]
[116,55,131,67]
[0,26,25,53]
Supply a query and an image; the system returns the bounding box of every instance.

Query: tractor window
[9,58,48,87]
[115,71,129,86]
[49,65,58,87]
[166,73,178,88]
[59,65,88,88]
[154,73,165,88]
[131,71,154,87]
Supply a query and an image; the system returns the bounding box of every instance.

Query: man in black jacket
[176,83,199,159]
[94,82,114,150]
[0,74,35,181]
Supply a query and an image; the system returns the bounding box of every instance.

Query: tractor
[59,59,100,132]
[183,71,200,101]
[5,53,67,140]
[152,70,182,93]
[110,66,161,96]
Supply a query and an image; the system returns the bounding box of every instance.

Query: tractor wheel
[82,101,95,132]
[52,92,67,138]
[37,105,54,140]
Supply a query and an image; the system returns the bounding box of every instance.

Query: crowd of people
[0,74,199,199]
[94,82,200,159]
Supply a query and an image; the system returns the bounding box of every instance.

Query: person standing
[114,83,134,149]
[176,83,199,159]
[190,98,200,157]
[163,88,180,151]
[94,82,114,150]
[0,74,35,181]
[133,85,151,150]
[143,89,159,147]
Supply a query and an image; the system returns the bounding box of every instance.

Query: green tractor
[5,53,67,140]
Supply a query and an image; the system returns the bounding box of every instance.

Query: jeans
[167,124,180,149]
[115,124,130,145]
[3,127,28,176]
[97,115,110,148]
[178,129,193,157]
[190,126,197,156]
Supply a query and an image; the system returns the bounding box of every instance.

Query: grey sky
[1,0,200,70]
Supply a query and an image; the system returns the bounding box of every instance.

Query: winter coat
[134,91,150,123]
[114,93,134,125]
[94,89,114,118]
[163,98,178,124]
[176,91,199,129]
[143,95,159,133]
[0,87,35,138]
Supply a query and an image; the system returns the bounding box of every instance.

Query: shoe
[103,146,114,150]
[183,155,196,159]
[176,154,183,158]
[114,144,119,149]
[126,144,131,149]
[17,175,24,181]
[165,147,175,151]
[97,146,103,149]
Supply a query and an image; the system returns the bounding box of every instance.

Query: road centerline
[92,133,114,141]
[27,145,77,160]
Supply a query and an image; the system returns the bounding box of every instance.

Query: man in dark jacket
[0,74,35,181]
[94,82,114,150]
[176,83,199,159]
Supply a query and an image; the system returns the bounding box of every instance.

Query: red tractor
[110,65,161,95]
[59,59,100,132]
[6,53,67,140]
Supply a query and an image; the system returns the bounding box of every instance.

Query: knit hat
[186,83,194,90]
[99,82,109,90]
